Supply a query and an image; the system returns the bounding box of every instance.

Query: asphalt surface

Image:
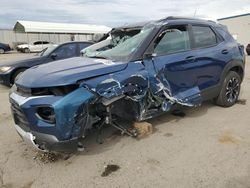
[0,52,250,188]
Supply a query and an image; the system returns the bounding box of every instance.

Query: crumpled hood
[16,57,127,88]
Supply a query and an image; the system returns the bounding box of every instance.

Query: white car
[17,41,53,53]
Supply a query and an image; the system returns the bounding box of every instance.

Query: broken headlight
[36,106,55,124]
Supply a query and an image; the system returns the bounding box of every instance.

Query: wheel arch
[10,67,28,84]
[220,60,244,85]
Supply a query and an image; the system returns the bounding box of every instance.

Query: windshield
[84,26,153,62]
[38,45,58,56]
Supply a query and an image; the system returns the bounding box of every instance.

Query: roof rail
[159,16,217,24]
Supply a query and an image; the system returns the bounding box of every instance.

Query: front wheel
[215,71,241,107]
[24,48,30,53]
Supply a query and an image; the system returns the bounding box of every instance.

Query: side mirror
[143,44,156,59]
[143,52,156,59]
[50,53,57,60]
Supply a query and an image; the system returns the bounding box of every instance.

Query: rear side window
[154,25,191,56]
[53,43,77,59]
[42,41,49,44]
[79,43,91,51]
[34,41,41,45]
[192,26,217,48]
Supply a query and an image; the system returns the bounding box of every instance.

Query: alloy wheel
[225,77,240,103]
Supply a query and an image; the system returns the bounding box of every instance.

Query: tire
[24,48,30,53]
[215,71,241,107]
[0,48,5,54]
[11,69,26,85]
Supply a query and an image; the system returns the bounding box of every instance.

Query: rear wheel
[0,48,5,54]
[215,71,241,107]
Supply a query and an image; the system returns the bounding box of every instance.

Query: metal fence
[0,29,98,49]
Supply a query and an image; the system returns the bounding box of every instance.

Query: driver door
[149,25,201,105]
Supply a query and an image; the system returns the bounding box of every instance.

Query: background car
[0,42,11,54]
[0,41,93,86]
[246,43,250,55]
[16,41,53,53]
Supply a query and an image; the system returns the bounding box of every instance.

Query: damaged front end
[10,85,97,152]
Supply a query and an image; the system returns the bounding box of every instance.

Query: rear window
[192,26,217,48]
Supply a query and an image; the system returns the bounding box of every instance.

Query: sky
[1,0,250,29]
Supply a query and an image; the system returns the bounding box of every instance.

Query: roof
[13,20,111,34]
[218,13,250,21]
[114,21,150,30]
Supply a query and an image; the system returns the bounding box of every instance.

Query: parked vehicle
[0,42,11,54]
[246,43,250,55]
[0,41,93,86]
[10,17,245,153]
[16,41,53,53]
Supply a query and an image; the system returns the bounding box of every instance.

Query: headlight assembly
[0,66,12,73]
[36,106,56,124]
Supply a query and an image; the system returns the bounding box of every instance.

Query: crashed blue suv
[10,17,245,153]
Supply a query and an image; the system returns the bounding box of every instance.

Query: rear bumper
[14,124,78,153]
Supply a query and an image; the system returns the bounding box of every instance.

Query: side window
[154,25,191,56]
[42,41,49,44]
[192,26,217,48]
[53,43,77,59]
[34,41,41,45]
[79,43,91,51]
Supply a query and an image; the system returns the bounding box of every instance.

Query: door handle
[221,49,229,54]
[185,56,196,61]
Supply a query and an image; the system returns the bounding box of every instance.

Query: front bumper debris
[14,124,78,152]
[14,124,42,151]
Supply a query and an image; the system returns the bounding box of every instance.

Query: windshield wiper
[86,55,109,60]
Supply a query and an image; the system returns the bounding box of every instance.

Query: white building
[218,13,250,47]
[0,20,111,48]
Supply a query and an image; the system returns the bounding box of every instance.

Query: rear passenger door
[30,41,41,52]
[190,25,227,91]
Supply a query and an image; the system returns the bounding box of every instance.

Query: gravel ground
[0,52,250,188]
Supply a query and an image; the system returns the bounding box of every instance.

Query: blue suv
[9,17,245,153]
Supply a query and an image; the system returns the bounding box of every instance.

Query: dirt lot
[0,52,250,188]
